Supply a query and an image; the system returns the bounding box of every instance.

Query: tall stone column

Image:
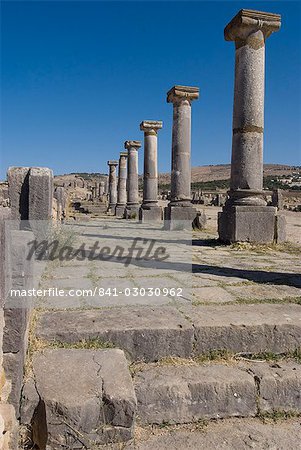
[115,152,128,218]
[164,85,199,230]
[124,140,141,219]
[139,121,163,222]
[107,160,118,212]
[218,9,285,243]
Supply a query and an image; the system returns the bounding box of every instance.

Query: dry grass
[230,241,301,255]
[24,309,115,379]
[130,348,301,376]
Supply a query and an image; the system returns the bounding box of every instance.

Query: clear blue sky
[1,1,300,180]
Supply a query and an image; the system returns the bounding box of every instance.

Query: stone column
[164,85,199,230]
[124,141,141,219]
[139,121,163,222]
[115,152,128,218]
[218,9,285,243]
[99,181,105,197]
[95,182,100,200]
[107,161,118,212]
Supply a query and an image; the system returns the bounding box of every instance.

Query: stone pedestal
[139,120,163,222]
[218,205,277,243]
[125,140,141,219]
[107,161,118,213]
[115,152,128,218]
[218,9,283,243]
[164,205,198,231]
[163,86,199,230]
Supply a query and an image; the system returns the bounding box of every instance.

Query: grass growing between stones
[241,348,301,364]
[233,296,301,305]
[24,309,115,379]
[130,348,301,376]
[195,349,233,363]
[230,241,301,255]
[257,410,301,423]
[191,296,301,306]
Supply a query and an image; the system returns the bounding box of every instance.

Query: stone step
[121,418,301,450]
[21,348,137,448]
[134,360,301,425]
[36,304,301,362]
[80,206,108,214]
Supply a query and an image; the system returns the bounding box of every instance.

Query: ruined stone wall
[0,206,18,449]
[0,167,56,449]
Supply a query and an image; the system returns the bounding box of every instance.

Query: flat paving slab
[122,418,301,450]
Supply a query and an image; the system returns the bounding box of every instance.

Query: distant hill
[54,164,299,187]
[158,164,299,185]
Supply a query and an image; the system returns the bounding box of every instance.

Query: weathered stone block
[7,167,30,221]
[3,351,25,415]
[125,206,140,220]
[139,206,162,222]
[135,364,256,424]
[218,205,277,243]
[192,211,207,230]
[21,349,137,447]
[249,362,301,413]
[275,213,287,243]
[180,304,301,355]
[36,306,194,362]
[28,167,53,221]
[0,207,12,306]
[115,205,126,218]
[164,205,197,230]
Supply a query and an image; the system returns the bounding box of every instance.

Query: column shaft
[170,99,192,205]
[126,146,140,206]
[143,133,158,205]
[117,153,127,206]
[107,161,118,209]
[231,30,265,194]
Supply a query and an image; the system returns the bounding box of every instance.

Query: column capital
[167,85,199,104]
[107,160,118,166]
[225,9,281,42]
[124,140,141,150]
[140,120,163,134]
[119,152,128,158]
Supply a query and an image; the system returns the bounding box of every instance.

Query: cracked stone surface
[135,364,257,423]
[134,361,301,426]
[20,348,137,448]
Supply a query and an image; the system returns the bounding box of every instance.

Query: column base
[107,203,117,214]
[125,205,139,219]
[164,204,197,230]
[115,205,126,218]
[139,205,162,222]
[218,205,286,244]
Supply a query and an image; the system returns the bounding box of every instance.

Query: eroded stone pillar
[115,152,128,218]
[164,86,199,230]
[218,9,285,243]
[107,161,118,212]
[139,121,163,222]
[99,181,105,197]
[125,141,141,219]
